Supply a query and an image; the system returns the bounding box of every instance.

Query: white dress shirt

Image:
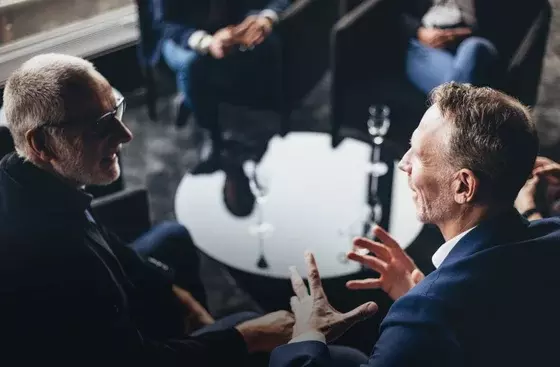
[288,226,476,345]
[431,226,475,268]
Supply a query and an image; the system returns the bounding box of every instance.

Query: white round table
[174,132,423,279]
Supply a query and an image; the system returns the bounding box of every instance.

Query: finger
[342,302,378,325]
[534,165,557,175]
[346,252,388,274]
[289,266,308,299]
[535,156,554,167]
[289,296,299,313]
[372,226,401,250]
[346,279,383,290]
[253,34,265,46]
[353,237,391,261]
[305,252,324,298]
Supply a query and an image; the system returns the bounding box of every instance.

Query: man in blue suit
[156,0,289,169]
[269,82,560,367]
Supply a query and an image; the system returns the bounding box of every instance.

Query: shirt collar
[432,226,476,268]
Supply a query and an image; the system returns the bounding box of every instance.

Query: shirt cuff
[289,330,326,344]
[260,9,279,23]
[187,30,213,53]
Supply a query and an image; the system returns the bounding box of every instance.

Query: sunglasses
[40,97,126,137]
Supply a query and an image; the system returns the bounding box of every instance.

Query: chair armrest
[91,187,152,243]
[277,0,339,111]
[330,0,401,128]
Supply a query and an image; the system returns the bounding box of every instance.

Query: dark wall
[0,43,144,107]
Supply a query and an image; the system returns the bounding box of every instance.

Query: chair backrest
[0,125,14,160]
[278,0,340,112]
[91,187,152,242]
[502,1,551,106]
[135,0,162,69]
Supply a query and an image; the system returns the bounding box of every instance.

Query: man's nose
[398,150,411,173]
[113,118,133,144]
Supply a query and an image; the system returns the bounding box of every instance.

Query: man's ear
[25,129,55,162]
[453,169,479,204]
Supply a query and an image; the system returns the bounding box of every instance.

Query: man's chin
[90,166,120,186]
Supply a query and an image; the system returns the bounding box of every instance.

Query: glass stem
[256,196,264,227]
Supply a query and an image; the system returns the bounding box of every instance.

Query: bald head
[3,53,107,158]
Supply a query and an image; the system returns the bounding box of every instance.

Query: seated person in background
[0,53,295,366]
[403,0,498,93]
[270,83,560,367]
[515,156,560,220]
[156,0,289,167]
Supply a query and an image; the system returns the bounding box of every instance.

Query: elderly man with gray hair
[0,53,303,366]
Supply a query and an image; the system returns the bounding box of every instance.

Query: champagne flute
[367,105,391,177]
[245,160,273,268]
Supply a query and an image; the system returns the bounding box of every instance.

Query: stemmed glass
[245,160,273,268]
[367,105,391,177]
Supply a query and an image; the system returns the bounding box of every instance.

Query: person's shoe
[172,94,191,128]
[222,162,255,217]
[191,149,223,175]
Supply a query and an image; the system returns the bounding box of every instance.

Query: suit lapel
[441,208,529,267]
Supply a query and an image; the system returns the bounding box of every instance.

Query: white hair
[2,53,97,158]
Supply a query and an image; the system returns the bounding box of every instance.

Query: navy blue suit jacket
[271,210,560,367]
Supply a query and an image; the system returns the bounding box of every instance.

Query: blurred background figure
[515,156,560,220]
[156,0,289,170]
[403,0,498,93]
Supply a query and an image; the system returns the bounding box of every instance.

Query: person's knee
[152,221,193,243]
[162,40,199,73]
[460,37,499,61]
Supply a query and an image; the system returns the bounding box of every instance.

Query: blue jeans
[131,221,207,309]
[406,36,499,94]
[161,40,199,110]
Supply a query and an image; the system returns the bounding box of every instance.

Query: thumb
[343,302,378,325]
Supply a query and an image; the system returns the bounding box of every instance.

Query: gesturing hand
[233,15,273,48]
[533,156,560,185]
[515,175,540,215]
[417,27,472,48]
[289,252,378,342]
[209,26,235,59]
[346,226,424,301]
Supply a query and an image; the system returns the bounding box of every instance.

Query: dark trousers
[162,35,282,148]
[131,221,208,308]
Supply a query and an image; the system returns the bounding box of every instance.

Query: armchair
[135,0,340,132]
[91,187,152,243]
[329,0,552,147]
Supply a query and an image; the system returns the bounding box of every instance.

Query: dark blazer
[0,153,249,366]
[270,209,560,367]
